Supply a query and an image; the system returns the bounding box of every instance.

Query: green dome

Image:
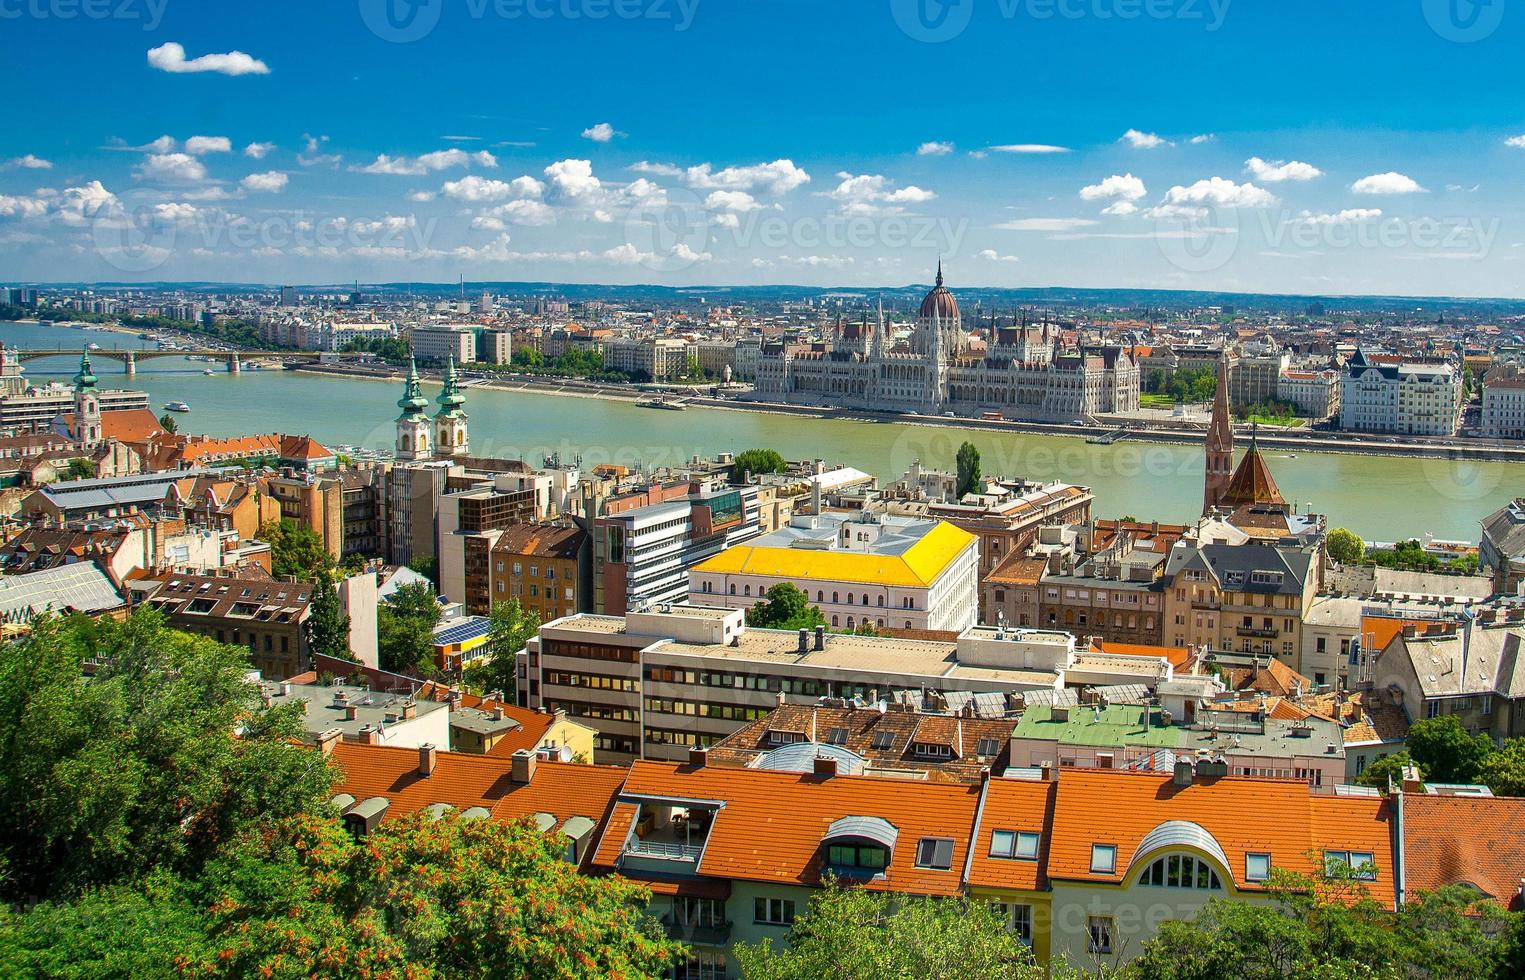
[73,350,97,390]
[396,357,428,416]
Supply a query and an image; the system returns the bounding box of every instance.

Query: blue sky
[3,0,1525,296]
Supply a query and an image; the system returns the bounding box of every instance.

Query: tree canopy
[1405,715,1495,785]
[307,571,352,661]
[734,880,1078,980]
[464,598,541,698]
[1325,527,1365,565]
[259,518,333,582]
[745,582,827,631]
[732,448,788,483]
[956,440,981,498]
[378,580,443,675]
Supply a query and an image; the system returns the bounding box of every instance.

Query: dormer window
[990,830,1040,861]
[913,742,953,760]
[915,837,955,870]
[1323,850,1377,880]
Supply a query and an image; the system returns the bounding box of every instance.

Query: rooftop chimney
[798,628,809,653]
[510,748,537,784]
[814,755,838,779]
[418,742,438,777]
[401,700,417,720]
[814,625,826,651]
[316,728,342,757]
[1173,758,1195,787]
[689,746,709,768]
[343,704,359,721]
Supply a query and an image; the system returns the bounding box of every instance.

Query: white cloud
[1101,201,1138,216]
[704,190,764,213]
[1505,134,1525,148]
[440,174,542,202]
[543,158,601,200]
[620,178,666,207]
[685,159,810,195]
[1189,134,1217,144]
[55,181,117,225]
[629,160,684,177]
[1080,173,1147,203]
[150,202,202,222]
[477,199,556,226]
[603,243,644,264]
[977,249,1020,263]
[298,134,341,168]
[581,122,618,143]
[355,148,497,176]
[988,144,1070,154]
[136,152,209,182]
[1244,157,1322,182]
[917,141,955,156]
[147,42,269,76]
[6,154,53,170]
[407,190,436,202]
[1351,172,1426,194]
[827,172,936,216]
[240,170,288,193]
[994,218,1099,232]
[1290,208,1382,225]
[243,141,275,159]
[1155,177,1275,210]
[0,193,50,219]
[1120,129,1172,149]
[185,136,232,155]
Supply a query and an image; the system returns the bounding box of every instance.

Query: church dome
[918,261,959,321]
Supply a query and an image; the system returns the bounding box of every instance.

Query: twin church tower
[395,355,469,461]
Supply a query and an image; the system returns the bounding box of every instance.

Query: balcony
[1236,627,1280,639]
[661,913,733,945]
[627,838,704,862]
[620,802,715,870]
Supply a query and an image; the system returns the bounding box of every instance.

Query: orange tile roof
[1402,795,1525,909]
[279,434,334,460]
[1047,768,1395,903]
[966,778,1056,891]
[1360,615,1438,655]
[591,760,981,896]
[1093,640,1192,671]
[328,741,626,833]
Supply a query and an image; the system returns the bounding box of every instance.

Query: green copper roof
[436,354,466,416]
[396,357,428,416]
[73,350,97,390]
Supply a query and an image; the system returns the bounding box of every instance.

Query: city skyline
[4,2,1525,295]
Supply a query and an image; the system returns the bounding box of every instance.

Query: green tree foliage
[378,580,442,674]
[1406,715,1494,785]
[63,457,97,480]
[745,582,826,631]
[307,572,352,661]
[956,440,981,498]
[464,598,541,699]
[0,611,334,901]
[1326,528,1366,565]
[732,447,788,483]
[1131,870,1520,980]
[734,880,1076,980]
[1354,750,1412,790]
[1477,738,1525,798]
[259,518,333,582]
[1145,365,1217,403]
[340,334,411,365]
[1365,539,1478,575]
[408,553,439,587]
[158,412,178,433]
[504,345,630,382]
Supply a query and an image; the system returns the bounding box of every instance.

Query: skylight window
[870,731,896,750]
[826,727,849,745]
[1090,844,1117,874]
[976,737,1002,758]
[915,837,955,870]
[1246,853,1271,882]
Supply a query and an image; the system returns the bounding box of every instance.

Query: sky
[3,0,1525,296]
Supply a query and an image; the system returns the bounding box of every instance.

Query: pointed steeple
[397,357,428,418]
[1203,351,1236,515]
[935,257,944,288]
[436,354,466,417]
[73,349,97,391]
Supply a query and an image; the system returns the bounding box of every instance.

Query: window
[1091,844,1117,874]
[992,830,1040,860]
[1246,852,1271,882]
[754,897,795,925]
[992,902,1033,944]
[870,730,896,750]
[976,737,1001,758]
[1324,850,1377,880]
[1088,915,1114,955]
[827,843,887,870]
[915,837,955,870]
[1140,854,1222,890]
[825,727,849,745]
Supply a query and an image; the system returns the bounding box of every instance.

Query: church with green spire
[433,354,469,457]
[71,348,102,448]
[394,357,433,461]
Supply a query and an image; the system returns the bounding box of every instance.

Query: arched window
[817,591,824,602]
[1139,854,1222,891]
[744,585,751,597]
[832,592,839,604]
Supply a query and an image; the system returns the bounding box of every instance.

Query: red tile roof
[966,778,1056,891]
[1402,794,1525,910]
[590,760,981,897]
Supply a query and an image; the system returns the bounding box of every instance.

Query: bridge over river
[8,348,370,375]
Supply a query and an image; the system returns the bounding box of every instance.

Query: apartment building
[143,570,313,679]
[1230,348,1289,409]
[1161,540,1319,664]
[593,483,763,616]
[1278,368,1341,419]
[687,513,980,633]
[1037,553,1166,646]
[1373,612,1525,741]
[516,604,1174,763]
[437,478,538,614]
[1481,497,1525,595]
[602,337,690,381]
[258,678,449,749]
[1339,350,1461,436]
[409,324,477,365]
[488,523,591,622]
[1482,373,1525,439]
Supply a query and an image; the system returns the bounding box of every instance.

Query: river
[4,320,1518,542]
